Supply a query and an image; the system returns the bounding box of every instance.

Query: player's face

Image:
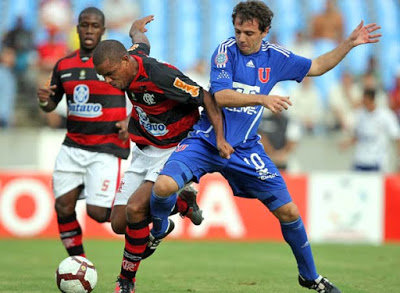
[234,17,268,55]
[95,57,131,90]
[77,13,105,52]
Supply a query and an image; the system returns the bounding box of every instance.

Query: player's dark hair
[232,0,274,32]
[78,7,105,26]
[363,88,376,101]
[92,40,128,66]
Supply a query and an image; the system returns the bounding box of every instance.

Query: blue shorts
[160,137,292,211]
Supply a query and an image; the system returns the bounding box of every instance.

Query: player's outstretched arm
[214,89,291,114]
[37,85,58,112]
[308,21,381,76]
[129,15,154,47]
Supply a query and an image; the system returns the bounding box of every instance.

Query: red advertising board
[0,171,307,241]
[384,174,400,242]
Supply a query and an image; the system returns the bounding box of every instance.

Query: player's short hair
[232,0,274,32]
[92,40,128,66]
[363,88,376,100]
[78,7,105,26]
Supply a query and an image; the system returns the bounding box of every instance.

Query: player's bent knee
[153,175,179,197]
[126,201,148,218]
[54,200,75,218]
[273,202,300,222]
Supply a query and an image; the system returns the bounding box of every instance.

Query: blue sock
[150,191,177,238]
[280,217,318,281]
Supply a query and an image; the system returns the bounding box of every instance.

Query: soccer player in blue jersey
[149,1,381,292]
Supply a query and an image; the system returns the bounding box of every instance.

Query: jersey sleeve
[128,42,150,56]
[209,40,235,95]
[49,60,65,105]
[273,49,312,83]
[146,59,204,106]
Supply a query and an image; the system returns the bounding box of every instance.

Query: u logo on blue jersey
[258,68,271,83]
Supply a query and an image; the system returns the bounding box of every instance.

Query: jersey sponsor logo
[226,81,260,119]
[68,84,103,118]
[143,93,156,105]
[61,73,72,79]
[173,77,200,97]
[215,52,228,67]
[225,106,258,115]
[246,60,255,68]
[258,68,271,83]
[135,105,169,136]
[74,84,90,103]
[232,82,260,94]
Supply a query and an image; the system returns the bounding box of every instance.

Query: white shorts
[53,145,122,208]
[113,144,175,206]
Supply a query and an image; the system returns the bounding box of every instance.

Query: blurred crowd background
[0,0,400,172]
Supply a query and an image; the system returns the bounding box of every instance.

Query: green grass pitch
[0,239,399,292]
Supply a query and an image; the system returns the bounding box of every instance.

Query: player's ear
[101,26,106,36]
[262,27,269,39]
[121,54,130,66]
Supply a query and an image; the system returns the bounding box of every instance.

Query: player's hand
[216,138,234,159]
[37,84,57,103]
[129,15,154,36]
[348,21,381,47]
[116,120,129,141]
[262,95,292,114]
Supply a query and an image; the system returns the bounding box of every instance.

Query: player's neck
[79,48,93,57]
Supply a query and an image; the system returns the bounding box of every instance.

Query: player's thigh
[159,137,225,189]
[113,145,174,206]
[53,146,85,199]
[54,186,83,216]
[127,181,153,211]
[84,153,121,208]
[126,181,153,222]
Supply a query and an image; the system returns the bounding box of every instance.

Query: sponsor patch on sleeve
[215,52,228,67]
[173,77,200,97]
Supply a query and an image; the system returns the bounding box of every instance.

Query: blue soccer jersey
[193,37,311,147]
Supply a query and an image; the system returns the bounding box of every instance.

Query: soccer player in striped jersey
[148,1,381,292]
[37,7,131,258]
[93,17,232,293]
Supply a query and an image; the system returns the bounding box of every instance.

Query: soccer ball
[55,256,97,293]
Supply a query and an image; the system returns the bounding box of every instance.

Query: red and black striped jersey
[127,43,203,148]
[49,50,130,159]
